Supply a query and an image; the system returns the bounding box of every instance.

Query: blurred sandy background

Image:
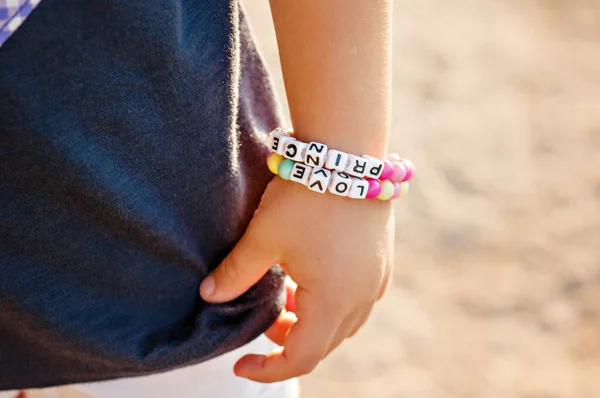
[18,1,600,398]
[245,1,600,397]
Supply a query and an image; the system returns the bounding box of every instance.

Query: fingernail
[200,275,215,298]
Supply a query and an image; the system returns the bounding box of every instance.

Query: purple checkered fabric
[0,0,41,47]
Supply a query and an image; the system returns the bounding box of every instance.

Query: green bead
[278,159,295,180]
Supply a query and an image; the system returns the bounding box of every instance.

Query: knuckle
[221,256,239,282]
[291,353,321,376]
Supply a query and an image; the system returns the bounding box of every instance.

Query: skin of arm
[199,0,395,383]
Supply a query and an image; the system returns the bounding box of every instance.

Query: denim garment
[0,0,285,390]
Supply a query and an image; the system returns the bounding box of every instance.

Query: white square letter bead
[344,154,368,178]
[289,163,313,186]
[307,168,332,194]
[325,149,349,172]
[283,140,308,162]
[304,142,328,168]
[362,155,385,179]
[348,177,369,199]
[271,136,295,156]
[328,171,352,196]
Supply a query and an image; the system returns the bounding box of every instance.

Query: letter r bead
[344,154,367,178]
[362,155,385,179]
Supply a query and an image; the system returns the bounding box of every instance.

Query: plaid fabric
[0,0,42,48]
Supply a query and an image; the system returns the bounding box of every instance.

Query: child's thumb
[199,231,275,303]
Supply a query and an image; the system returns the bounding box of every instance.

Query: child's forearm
[269,0,392,158]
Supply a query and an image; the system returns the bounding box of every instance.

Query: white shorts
[0,335,298,398]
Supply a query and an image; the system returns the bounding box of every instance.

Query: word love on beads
[266,127,415,201]
[267,128,414,181]
[267,153,411,201]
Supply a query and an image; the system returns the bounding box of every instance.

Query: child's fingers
[284,277,297,312]
[199,227,276,304]
[264,310,297,346]
[234,289,341,382]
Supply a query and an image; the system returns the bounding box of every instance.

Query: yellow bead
[377,180,395,200]
[267,153,284,175]
[398,181,410,198]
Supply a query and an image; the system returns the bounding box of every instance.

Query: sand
[245,1,600,397]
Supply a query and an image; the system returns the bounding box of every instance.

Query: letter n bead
[304,142,328,168]
[328,171,352,197]
[307,168,332,194]
[344,154,368,178]
[348,177,369,199]
[283,140,308,162]
[289,163,312,186]
[362,155,385,179]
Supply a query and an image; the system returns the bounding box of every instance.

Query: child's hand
[199,177,394,382]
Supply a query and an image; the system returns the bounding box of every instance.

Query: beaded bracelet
[265,128,415,201]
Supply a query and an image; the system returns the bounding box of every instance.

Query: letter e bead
[272,135,295,156]
[328,171,352,197]
[289,163,313,186]
[307,168,332,194]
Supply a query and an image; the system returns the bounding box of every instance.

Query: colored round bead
[366,179,382,199]
[390,161,407,183]
[379,161,394,180]
[387,153,401,161]
[398,181,410,198]
[278,159,295,180]
[267,153,284,175]
[401,159,415,182]
[391,182,402,199]
[377,180,395,200]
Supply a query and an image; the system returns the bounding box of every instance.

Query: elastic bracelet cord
[265,128,415,201]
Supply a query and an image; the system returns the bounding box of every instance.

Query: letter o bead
[348,177,369,199]
[307,168,332,194]
[289,162,313,186]
[328,171,352,197]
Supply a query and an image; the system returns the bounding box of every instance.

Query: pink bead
[391,182,402,199]
[390,161,407,182]
[379,161,394,180]
[388,153,401,161]
[401,159,415,182]
[366,179,382,198]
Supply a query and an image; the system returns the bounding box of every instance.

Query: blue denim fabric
[0,0,285,389]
